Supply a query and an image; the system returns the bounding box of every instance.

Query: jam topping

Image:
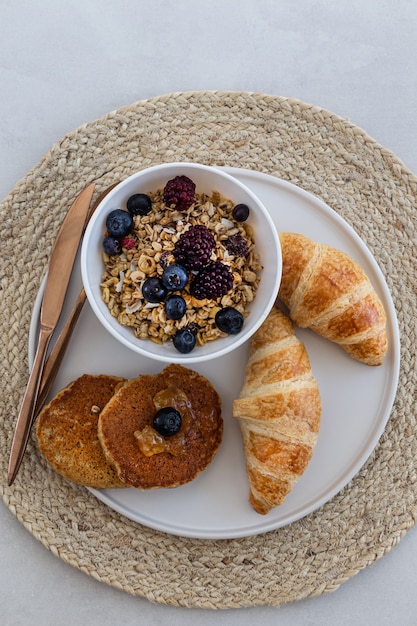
[134,385,218,457]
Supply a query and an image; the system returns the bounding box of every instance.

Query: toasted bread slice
[98,364,223,489]
[36,374,127,488]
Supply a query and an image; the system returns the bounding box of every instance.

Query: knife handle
[8,326,52,485]
[35,288,87,417]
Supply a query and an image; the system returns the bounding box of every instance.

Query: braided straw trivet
[1,91,416,609]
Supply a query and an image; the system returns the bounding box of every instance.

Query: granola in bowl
[81,162,282,363]
[100,176,262,353]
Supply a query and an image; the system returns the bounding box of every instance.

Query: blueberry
[127,193,152,216]
[106,209,134,238]
[173,328,196,353]
[165,295,186,320]
[161,264,188,291]
[215,307,244,334]
[232,203,250,222]
[153,407,182,437]
[142,277,167,303]
[102,236,122,256]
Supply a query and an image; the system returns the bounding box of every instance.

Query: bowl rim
[81,162,282,363]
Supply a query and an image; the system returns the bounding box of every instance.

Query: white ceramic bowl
[81,162,281,363]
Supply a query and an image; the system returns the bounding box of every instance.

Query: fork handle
[8,326,52,485]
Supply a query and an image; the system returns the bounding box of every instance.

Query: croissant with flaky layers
[233,306,322,515]
[278,232,388,366]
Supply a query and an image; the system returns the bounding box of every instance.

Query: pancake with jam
[36,374,127,488]
[97,364,223,489]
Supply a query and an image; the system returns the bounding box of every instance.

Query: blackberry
[190,261,234,300]
[174,224,215,270]
[225,234,249,257]
[163,175,196,212]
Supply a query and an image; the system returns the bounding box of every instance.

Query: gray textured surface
[1,1,417,624]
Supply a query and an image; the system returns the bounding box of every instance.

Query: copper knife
[7,182,95,485]
[33,183,118,417]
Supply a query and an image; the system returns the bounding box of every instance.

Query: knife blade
[7,182,95,485]
[33,288,87,418]
[33,183,118,417]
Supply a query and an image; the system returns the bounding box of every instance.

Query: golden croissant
[233,306,321,515]
[278,232,388,366]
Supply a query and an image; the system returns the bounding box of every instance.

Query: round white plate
[29,167,400,539]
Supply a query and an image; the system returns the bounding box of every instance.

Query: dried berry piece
[184,322,200,336]
[225,234,249,257]
[121,237,136,250]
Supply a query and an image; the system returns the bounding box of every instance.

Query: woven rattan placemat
[1,91,416,609]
